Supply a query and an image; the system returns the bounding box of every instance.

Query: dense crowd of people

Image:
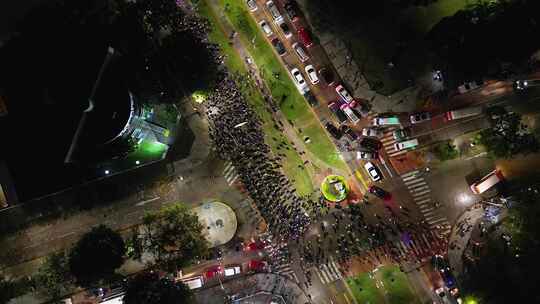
[206,74,311,240]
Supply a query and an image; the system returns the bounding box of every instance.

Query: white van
[470,170,504,194]
[373,116,400,126]
[444,106,482,121]
[340,105,360,124]
[181,276,204,290]
[292,42,309,62]
[394,138,419,151]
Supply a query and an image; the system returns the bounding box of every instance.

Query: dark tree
[0,277,17,304]
[69,225,126,285]
[123,272,194,304]
[142,203,209,272]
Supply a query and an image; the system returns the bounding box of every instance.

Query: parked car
[357,151,377,160]
[340,125,358,141]
[410,112,431,124]
[335,84,354,103]
[224,265,242,277]
[364,162,381,182]
[359,137,382,151]
[259,20,273,36]
[328,101,348,124]
[458,81,480,94]
[305,65,319,84]
[361,128,382,138]
[290,67,308,91]
[349,99,370,117]
[392,128,410,140]
[279,22,292,39]
[297,27,313,48]
[246,0,258,12]
[204,265,222,279]
[319,67,335,86]
[368,185,391,200]
[292,42,309,62]
[324,122,342,139]
[266,1,284,24]
[271,38,286,56]
[304,91,318,107]
[283,1,299,21]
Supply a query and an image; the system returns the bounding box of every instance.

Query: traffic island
[193,201,238,248]
[321,175,349,203]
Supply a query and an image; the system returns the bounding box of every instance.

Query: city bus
[470,170,504,194]
[373,116,400,126]
[181,276,204,290]
[444,106,482,121]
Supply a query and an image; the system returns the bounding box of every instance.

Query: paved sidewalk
[447,204,484,276]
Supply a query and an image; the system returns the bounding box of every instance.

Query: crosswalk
[380,127,408,158]
[273,263,299,283]
[313,256,343,285]
[223,161,240,186]
[401,171,451,235]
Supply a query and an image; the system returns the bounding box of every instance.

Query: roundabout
[321,175,349,202]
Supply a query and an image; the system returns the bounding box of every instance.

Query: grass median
[216,0,347,172]
[195,0,314,196]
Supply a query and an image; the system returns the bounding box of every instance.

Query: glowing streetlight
[135,160,140,165]
[105,170,110,175]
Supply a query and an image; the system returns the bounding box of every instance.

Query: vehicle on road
[246,0,258,12]
[340,104,360,124]
[279,22,292,38]
[181,276,204,290]
[305,65,319,84]
[335,84,354,103]
[372,116,400,126]
[204,265,222,279]
[283,1,299,21]
[392,128,410,140]
[394,138,419,151]
[304,91,318,107]
[357,151,377,160]
[470,169,504,194]
[364,162,381,182]
[410,112,431,124]
[444,106,482,121]
[271,38,286,56]
[248,260,267,271]
[266,1,284,24]
[340,125,358,141]
[297,27,313,48]
[362,127,382,138]
[324,122,343,139]
[328,101,348,124]
[514,79,529,90]
[292,42,309,62]
[368,185,391,199]
[458,81,480,94]
[259,20,273,36]
[319,67,335,86]
[224,265,242,277]
[290,67,308,92]
[359,137,381,151]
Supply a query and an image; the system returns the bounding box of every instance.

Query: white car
[335,84,354,103]
[364,162,381,182]
[362,128,382,138]
[224,265,242,277]
[305,65,319,85]
[259,20,273,36]
[266,1,284,24]
[357,151,376,160]
[246,0,258,12]
[290,68,308,92]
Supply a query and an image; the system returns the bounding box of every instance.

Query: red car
[297,27,313,48]
[248,260,267,271]
[204,265,222,279]
[245,241,265,251]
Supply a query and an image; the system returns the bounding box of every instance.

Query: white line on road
[135,196,160,206]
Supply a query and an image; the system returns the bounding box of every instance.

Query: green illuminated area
[126,139,168,165]
[192,90,209,104]
[321,175,349,202]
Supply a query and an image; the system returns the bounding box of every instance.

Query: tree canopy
[69,225,126,285]
[462,184,540,303]
[33,251,73,300]
[123,272,194,304]
[142,203,209,271]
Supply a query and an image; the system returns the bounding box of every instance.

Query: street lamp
[104,170,110,175]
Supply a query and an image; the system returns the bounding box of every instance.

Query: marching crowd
[206,74,311,240]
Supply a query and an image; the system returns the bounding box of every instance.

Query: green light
[464,296,479,304]
[192,90,208,103]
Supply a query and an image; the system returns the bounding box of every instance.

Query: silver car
[362,127,383,138]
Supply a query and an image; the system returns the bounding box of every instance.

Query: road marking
[354,170,370,189]
[412,189,430,197]
[428,217,447,225]
[401,170,419,179]
[416,198,432,205]
[135,196,160,206]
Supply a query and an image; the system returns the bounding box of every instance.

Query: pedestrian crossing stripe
[401,170,419,179]
[417,200,432,207]
[428,217,447,225]
[410,185,429,192]
[388,150,407,157]
[404,179,426,188]
[412,189,430,197]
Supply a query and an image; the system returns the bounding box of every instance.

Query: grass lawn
[195,0,314,195]
[217,0,347,172]
[346,272,385,304]
[379,265,420,304]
